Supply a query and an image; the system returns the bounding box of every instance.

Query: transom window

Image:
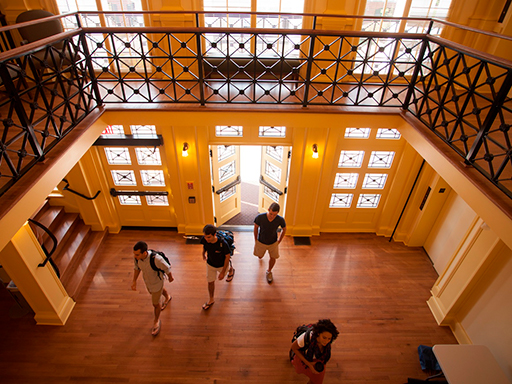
[101,125,125,137]
[338,151,365,168]
[376,128,401,140]
[334,173,359,189]
[259,126,286,137]
[330,193,353,208]
[130,125,157,138]
[345,128,371,139]
[216,126,244,137]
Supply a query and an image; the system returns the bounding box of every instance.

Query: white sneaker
[266,271,273,284]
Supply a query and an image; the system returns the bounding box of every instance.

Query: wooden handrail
[431,18,512,42]
[0,10,508,44]
[79,25,427,40]
[427,35,512,69]
[0,29,80,61]
[0,12,77,34]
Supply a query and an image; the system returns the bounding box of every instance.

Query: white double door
[210,145,291,226]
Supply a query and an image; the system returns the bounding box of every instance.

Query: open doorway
[223,146,261,226]
[211,145,291,227]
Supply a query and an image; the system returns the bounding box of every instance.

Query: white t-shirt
[134,251,171,293]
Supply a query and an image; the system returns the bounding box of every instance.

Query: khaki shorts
[206,263,225,283]
[253,240,280,259]
[151,289,163,306]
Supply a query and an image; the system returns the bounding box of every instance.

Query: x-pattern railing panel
[1,18,512,200]
[408,38,512,197]
[0,32,98,194]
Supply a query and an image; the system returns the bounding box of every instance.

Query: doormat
[184,236,201,244]
[293,237,311,246]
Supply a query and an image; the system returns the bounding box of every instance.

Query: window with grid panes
[203,0,305,58]
[56,0,148,69]
[331,127,402,211]
[358,0,452,75]
[100,125,169,206]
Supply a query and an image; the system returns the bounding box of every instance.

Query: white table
[433,344,510,384]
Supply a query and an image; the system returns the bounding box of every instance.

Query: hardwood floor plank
[0,230,457,383]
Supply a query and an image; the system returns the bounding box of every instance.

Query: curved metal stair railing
[27,219,60,278]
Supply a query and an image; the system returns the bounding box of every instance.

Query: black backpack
[216,230,235,255]
[289,324,314,361]
[136,249,171,279]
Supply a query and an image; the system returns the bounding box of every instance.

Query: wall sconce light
[182,142,189,157]
[312,144,319,159]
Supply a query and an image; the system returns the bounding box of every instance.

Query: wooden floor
[0,230,457,383]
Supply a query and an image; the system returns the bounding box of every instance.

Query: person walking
[290,319,339,384]
[132,241,173,336]
[253,202,286,283]
[200,224,235,310]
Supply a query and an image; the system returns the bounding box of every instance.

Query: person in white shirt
[132,241,173,336]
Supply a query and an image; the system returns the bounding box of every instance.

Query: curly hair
[312,319,339,342]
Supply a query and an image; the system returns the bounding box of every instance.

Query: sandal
[151,320,161,336]
[161,296,172,310]
[202,302,214,310]
[226,268,235,282]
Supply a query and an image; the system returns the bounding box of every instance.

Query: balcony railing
[0,11,511,201]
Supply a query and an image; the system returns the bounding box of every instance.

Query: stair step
[48,212,80,243]
[61,229,108,299]
[42,212,81,255]
[29,204,66,245]
[31,203,63,228]
[29,201,107,302]
[53,223,91,278]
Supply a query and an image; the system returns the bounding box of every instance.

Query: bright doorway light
[240,146,261,185]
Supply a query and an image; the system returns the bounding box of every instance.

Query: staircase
[29,200,107,300]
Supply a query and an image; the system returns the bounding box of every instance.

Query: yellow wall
[457,242,512,380]
[424,190,478,274]
[55,109,409,236]
[427,220,512,381]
